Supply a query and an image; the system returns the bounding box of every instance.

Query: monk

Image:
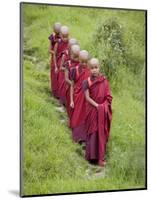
[70,50,91,143]
[83,58,112,167]
[48,22,61,97]
[64,44,80,119]
[58,39,79,105]
[53,25,69,99]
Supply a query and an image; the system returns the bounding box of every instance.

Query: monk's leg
[85,132,99,163]
[72,124,86,143]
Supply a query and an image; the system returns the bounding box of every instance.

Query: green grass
[22,3,146,196]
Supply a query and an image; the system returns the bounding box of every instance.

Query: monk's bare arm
[53,43,58,72]
[70,80,74,108]
[60,55,65,71]
[65,69,72,85]
[50,50,54,54]
[85,89,98,108]
[49,41,51,52]
[49,41,54,54]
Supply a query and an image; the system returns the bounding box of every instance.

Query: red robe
[83,75,112,162]
[48,33,60,96]
[55,39,69,99]
[64,59,80,119]
[70,64,90,142]
[57,49,70,105]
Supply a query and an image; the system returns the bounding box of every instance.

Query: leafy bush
[93,16,145,93]
[93,18,126,84]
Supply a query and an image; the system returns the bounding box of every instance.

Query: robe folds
[48,33,60,96]
[56,39,69,99]
[70,64,90,142]
[83,75,112,162]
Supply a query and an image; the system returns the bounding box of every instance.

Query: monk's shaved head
[69,38,78,46]
[60,25,69,35]
[71,44,80,56]
[79,50,89,61]
[89,58,99,67]
[53,22,61,33]
[89,58,100,76]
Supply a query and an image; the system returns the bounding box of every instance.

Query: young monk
[64,44,80,119]
[83,58,112,167]
[58,39,79,105]
[48,22,61,97]
[53,25,69,99]
[70,50,91,143]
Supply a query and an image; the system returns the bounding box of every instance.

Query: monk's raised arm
[85,89,99,108]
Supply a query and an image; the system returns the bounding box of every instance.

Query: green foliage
[22,3,146,196]
[93,18,126,82]
[92,13,145,91]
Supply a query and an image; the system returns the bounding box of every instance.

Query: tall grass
[22,3,146,196]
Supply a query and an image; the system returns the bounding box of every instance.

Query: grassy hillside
[22,3,146,196]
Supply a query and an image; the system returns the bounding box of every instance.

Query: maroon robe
[48,33,60,97]
[64,59,80,119]
[58,49,70,105]
[70,64,90,142]
[56,39,69,99]
[83,75,112,162]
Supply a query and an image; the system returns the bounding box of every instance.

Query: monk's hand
[70,101,74,108]
[96,103,99,109]
[55,66,58,73]
[60,66,65,71]
[49,50,54,54]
